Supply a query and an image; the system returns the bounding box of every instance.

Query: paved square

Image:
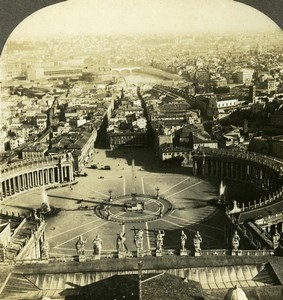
[1,148,226,257]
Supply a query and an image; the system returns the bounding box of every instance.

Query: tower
[249,84,256,104]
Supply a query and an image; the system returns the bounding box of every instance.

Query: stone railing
[255,211,283,226]
[16,220,46,261]
[5,246,275,265]
[241,187,283,212]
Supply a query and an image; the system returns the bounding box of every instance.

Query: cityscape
[0,1,283,299]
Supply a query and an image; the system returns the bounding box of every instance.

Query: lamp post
[138,260,143,300]
[108,189,112,202]
[155,187,160,199]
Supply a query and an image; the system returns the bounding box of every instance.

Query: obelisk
[131,159,137,200]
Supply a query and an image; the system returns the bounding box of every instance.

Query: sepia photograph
[0,0,283,299]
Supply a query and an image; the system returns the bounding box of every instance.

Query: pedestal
[93,254,101,260]
[78,255,86,262]
[180,249,188,256]
[137,249,144,258]
[118,251,127,258]
[194,251,201,257]
[156,249,163,257]
[41,257,49,263]
[232,250,242,256]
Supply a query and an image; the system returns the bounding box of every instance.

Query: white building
[133,117,147,130]
[216,95,239,109]
[26,66,44,81]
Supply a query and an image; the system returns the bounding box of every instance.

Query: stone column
[29,172,33,188]
[193,161,198,176]
[49,169,52,184]
[15,176,19,192]
[6,180,11,196]
[234,163,238,179]
[12,177,16,194]
[31,172,35,187]
[69,165,74,182]
[215,160,219,176]
[0,181,4,199]
[226,162,229,178]
[43,170,46,185]
[18,175,22,191]
[34,171,38,187]
[61,167,64,183]
[52,168,56,183]
[22,174,26,190]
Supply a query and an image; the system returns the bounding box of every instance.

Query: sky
[8,0,281,40]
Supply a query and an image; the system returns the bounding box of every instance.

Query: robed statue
[193,231,202,254]
[232,230,240,251]
[156,230,165,251]
[273,229,281,250]
[134,229,144,251]
[76,235,87,256]
[117,232,127,252]
[93,235,103,255]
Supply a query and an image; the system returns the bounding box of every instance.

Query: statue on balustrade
[181,230,187,251]
[232,230,240,251]
[134,229,144,251]
[93,235,103,255]
[117,232,127,252]
[41,241,49,259]
[76,235,87,256]
[156,230,165,251]
[193,231,202,255]
[273,229,281,250]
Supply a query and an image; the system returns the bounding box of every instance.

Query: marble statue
[76,235,87,256]
[134,229,144,251]
[273,229,281,250]
[181,230,187,251]
[117,232,127,252]
[232,230,240,251]
[193,231,202,255]
[156,230,165,251]
[93,235,103,255]
[41,241,49,258]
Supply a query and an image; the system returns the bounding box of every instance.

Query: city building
[216,95,239,109]
[22,143,49,160]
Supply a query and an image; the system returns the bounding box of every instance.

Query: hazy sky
[9,0,281,39]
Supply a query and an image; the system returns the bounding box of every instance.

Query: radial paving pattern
[96,194,172,223]
[1,148,227,257]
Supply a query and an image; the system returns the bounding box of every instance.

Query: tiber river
[111,67,174,87]
[123,73,169,85]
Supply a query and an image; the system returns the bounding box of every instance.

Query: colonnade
[194,158,279,190]
[192,150,283,212]
[0,162,73,199]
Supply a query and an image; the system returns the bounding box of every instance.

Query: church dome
[225,285,248,300]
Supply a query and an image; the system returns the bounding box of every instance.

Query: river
[122,73,170,85]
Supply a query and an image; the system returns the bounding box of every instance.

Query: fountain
[37,186,59,217]
[41,186,51,213]
[218,180,227,204]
